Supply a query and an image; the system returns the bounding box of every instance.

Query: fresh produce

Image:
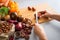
[17,16,23,22]
[15,22,22,31]
[15,31,25,38]
[0,0,33,40]
[15,18,32,40]
[7,20,17,23]
[8,1,19,13]
[1,17,5,21]
[22,18,28,23]
[0,7,9,17]
[25,35,29,40]
[0,11,10,21]
[4,15,10,20]
[0,29,3,34]
[0,21,12,34]
[9,35,14,40]
[8,1,18,8]
[10,12,17,20]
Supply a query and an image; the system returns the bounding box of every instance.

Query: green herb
[0,7,9,17]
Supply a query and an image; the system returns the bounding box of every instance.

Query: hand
[41,11,60,21]
[34,23,47,40]
[40,10,53,18]
[0,0,9,6]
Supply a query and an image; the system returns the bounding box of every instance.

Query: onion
[15,22,22,31]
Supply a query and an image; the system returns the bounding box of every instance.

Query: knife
[35,11,38,24]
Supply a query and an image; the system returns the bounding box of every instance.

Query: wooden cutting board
[18,3,56,24]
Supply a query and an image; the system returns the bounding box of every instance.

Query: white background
[13,0,60,40]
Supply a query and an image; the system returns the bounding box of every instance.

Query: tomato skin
[10,8,17,13]
[8,1,16,8]
[8,1,19,13]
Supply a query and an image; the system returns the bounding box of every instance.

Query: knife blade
[35,11,38,24]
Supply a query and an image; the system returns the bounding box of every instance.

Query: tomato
[8,1,19,13]
[10,8,17,13]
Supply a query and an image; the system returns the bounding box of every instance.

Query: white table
[13,0,60,40]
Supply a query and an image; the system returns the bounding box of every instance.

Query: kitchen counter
[13,0,60,40]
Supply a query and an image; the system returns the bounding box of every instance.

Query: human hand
[40,10,60,21]
[34,23,47,40]
[39,10,53,18]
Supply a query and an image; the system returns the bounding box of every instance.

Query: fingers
[39,11,52,18]
[34,23,44,32]
[34,23,48,40]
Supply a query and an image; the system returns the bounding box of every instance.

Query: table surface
[13,0,60,40]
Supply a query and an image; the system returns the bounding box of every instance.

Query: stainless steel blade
[36,11,38,24]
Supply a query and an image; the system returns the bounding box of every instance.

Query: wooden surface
[19,3,56,24]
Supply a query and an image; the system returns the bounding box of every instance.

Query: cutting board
[18,3,56,24]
